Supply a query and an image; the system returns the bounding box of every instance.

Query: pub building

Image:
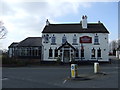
[42,15,109,63]
[8,15,109,63]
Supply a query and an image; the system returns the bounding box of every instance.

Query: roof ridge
[12,42,19,44]
[27,37,41,38]
[49,23,103,25]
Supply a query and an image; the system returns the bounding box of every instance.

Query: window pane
[75,49,79,57]
[32,49,34,56]
[44,34,49,43]
[97,49,101,57]
[55,49,58,57]
[81,49,84,57]
[73,39,77,43]
[49,48,52,57]
[91,48,95,57]
[62,35,67,44]
[73,35,77,44]
[94,36,99,43]
[51,36,56,44]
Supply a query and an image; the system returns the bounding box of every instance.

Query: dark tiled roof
[17,37,42,47]
[42,23,109,33]
[8,42,19,48]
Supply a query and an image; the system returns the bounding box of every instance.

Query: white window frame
[73,34,78,45]
[51,35,56,45]
[94,35,99,45]
[62,35,67,44]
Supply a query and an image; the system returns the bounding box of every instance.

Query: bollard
[94,62,99,74]
[119,54,120,60]
[71,64,78,78]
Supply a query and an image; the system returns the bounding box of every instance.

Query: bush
[2,53,10,64]
[2,53,26,66]
[56,55,61,64]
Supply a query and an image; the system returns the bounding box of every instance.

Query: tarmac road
[2,56,119,88]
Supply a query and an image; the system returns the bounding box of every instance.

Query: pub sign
[80,36,92,43]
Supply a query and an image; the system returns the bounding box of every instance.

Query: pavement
[2,56,119,88]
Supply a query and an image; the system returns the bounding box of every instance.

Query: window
[19,48,21,56]
[51,35,56,45]
[80,44,84,58]
[72,34,78,45]
[21,48,25,56]
[91,48,95,58]
[29,48,32,56]
[62,35,67,44]
[38,48,41,55]
[95,36,98,42]
[44,34,49,43]
[60,49,62,52]
[75,48,79,58]
[32,48,35,56]
[97,48,101,58]
[32,48,38,56]
[49,48,52,57]
[81,49,84,57]
[55,48,58,57]
[27,48,29,56]
[94,35,99,45]
[38,47,41,58]
[24,48,27,56]
[33,48,37,57]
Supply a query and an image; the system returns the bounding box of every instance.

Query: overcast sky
[0,0,119,50]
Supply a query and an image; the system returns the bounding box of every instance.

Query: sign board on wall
[80,36,92,43]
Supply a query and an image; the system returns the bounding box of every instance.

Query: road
[2,56,119,88]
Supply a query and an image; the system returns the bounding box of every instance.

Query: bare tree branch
[0,21,7,39]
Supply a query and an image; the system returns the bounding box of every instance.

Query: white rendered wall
[42,33,109,62]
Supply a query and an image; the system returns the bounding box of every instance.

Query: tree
[111,40,117,50]
[0,21,7,39]
[109,40,117,55]
[118,39,120,49]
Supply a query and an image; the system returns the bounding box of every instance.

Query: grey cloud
[1,1,87,49]
[2,2,16,16]
[2,2,83,33]
[20,2,49,13]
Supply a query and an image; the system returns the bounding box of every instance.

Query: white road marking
[63,79,67,84]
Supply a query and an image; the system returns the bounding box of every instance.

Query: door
[63,50,70,63]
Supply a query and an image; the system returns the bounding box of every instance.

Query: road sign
[71,64,78,78]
